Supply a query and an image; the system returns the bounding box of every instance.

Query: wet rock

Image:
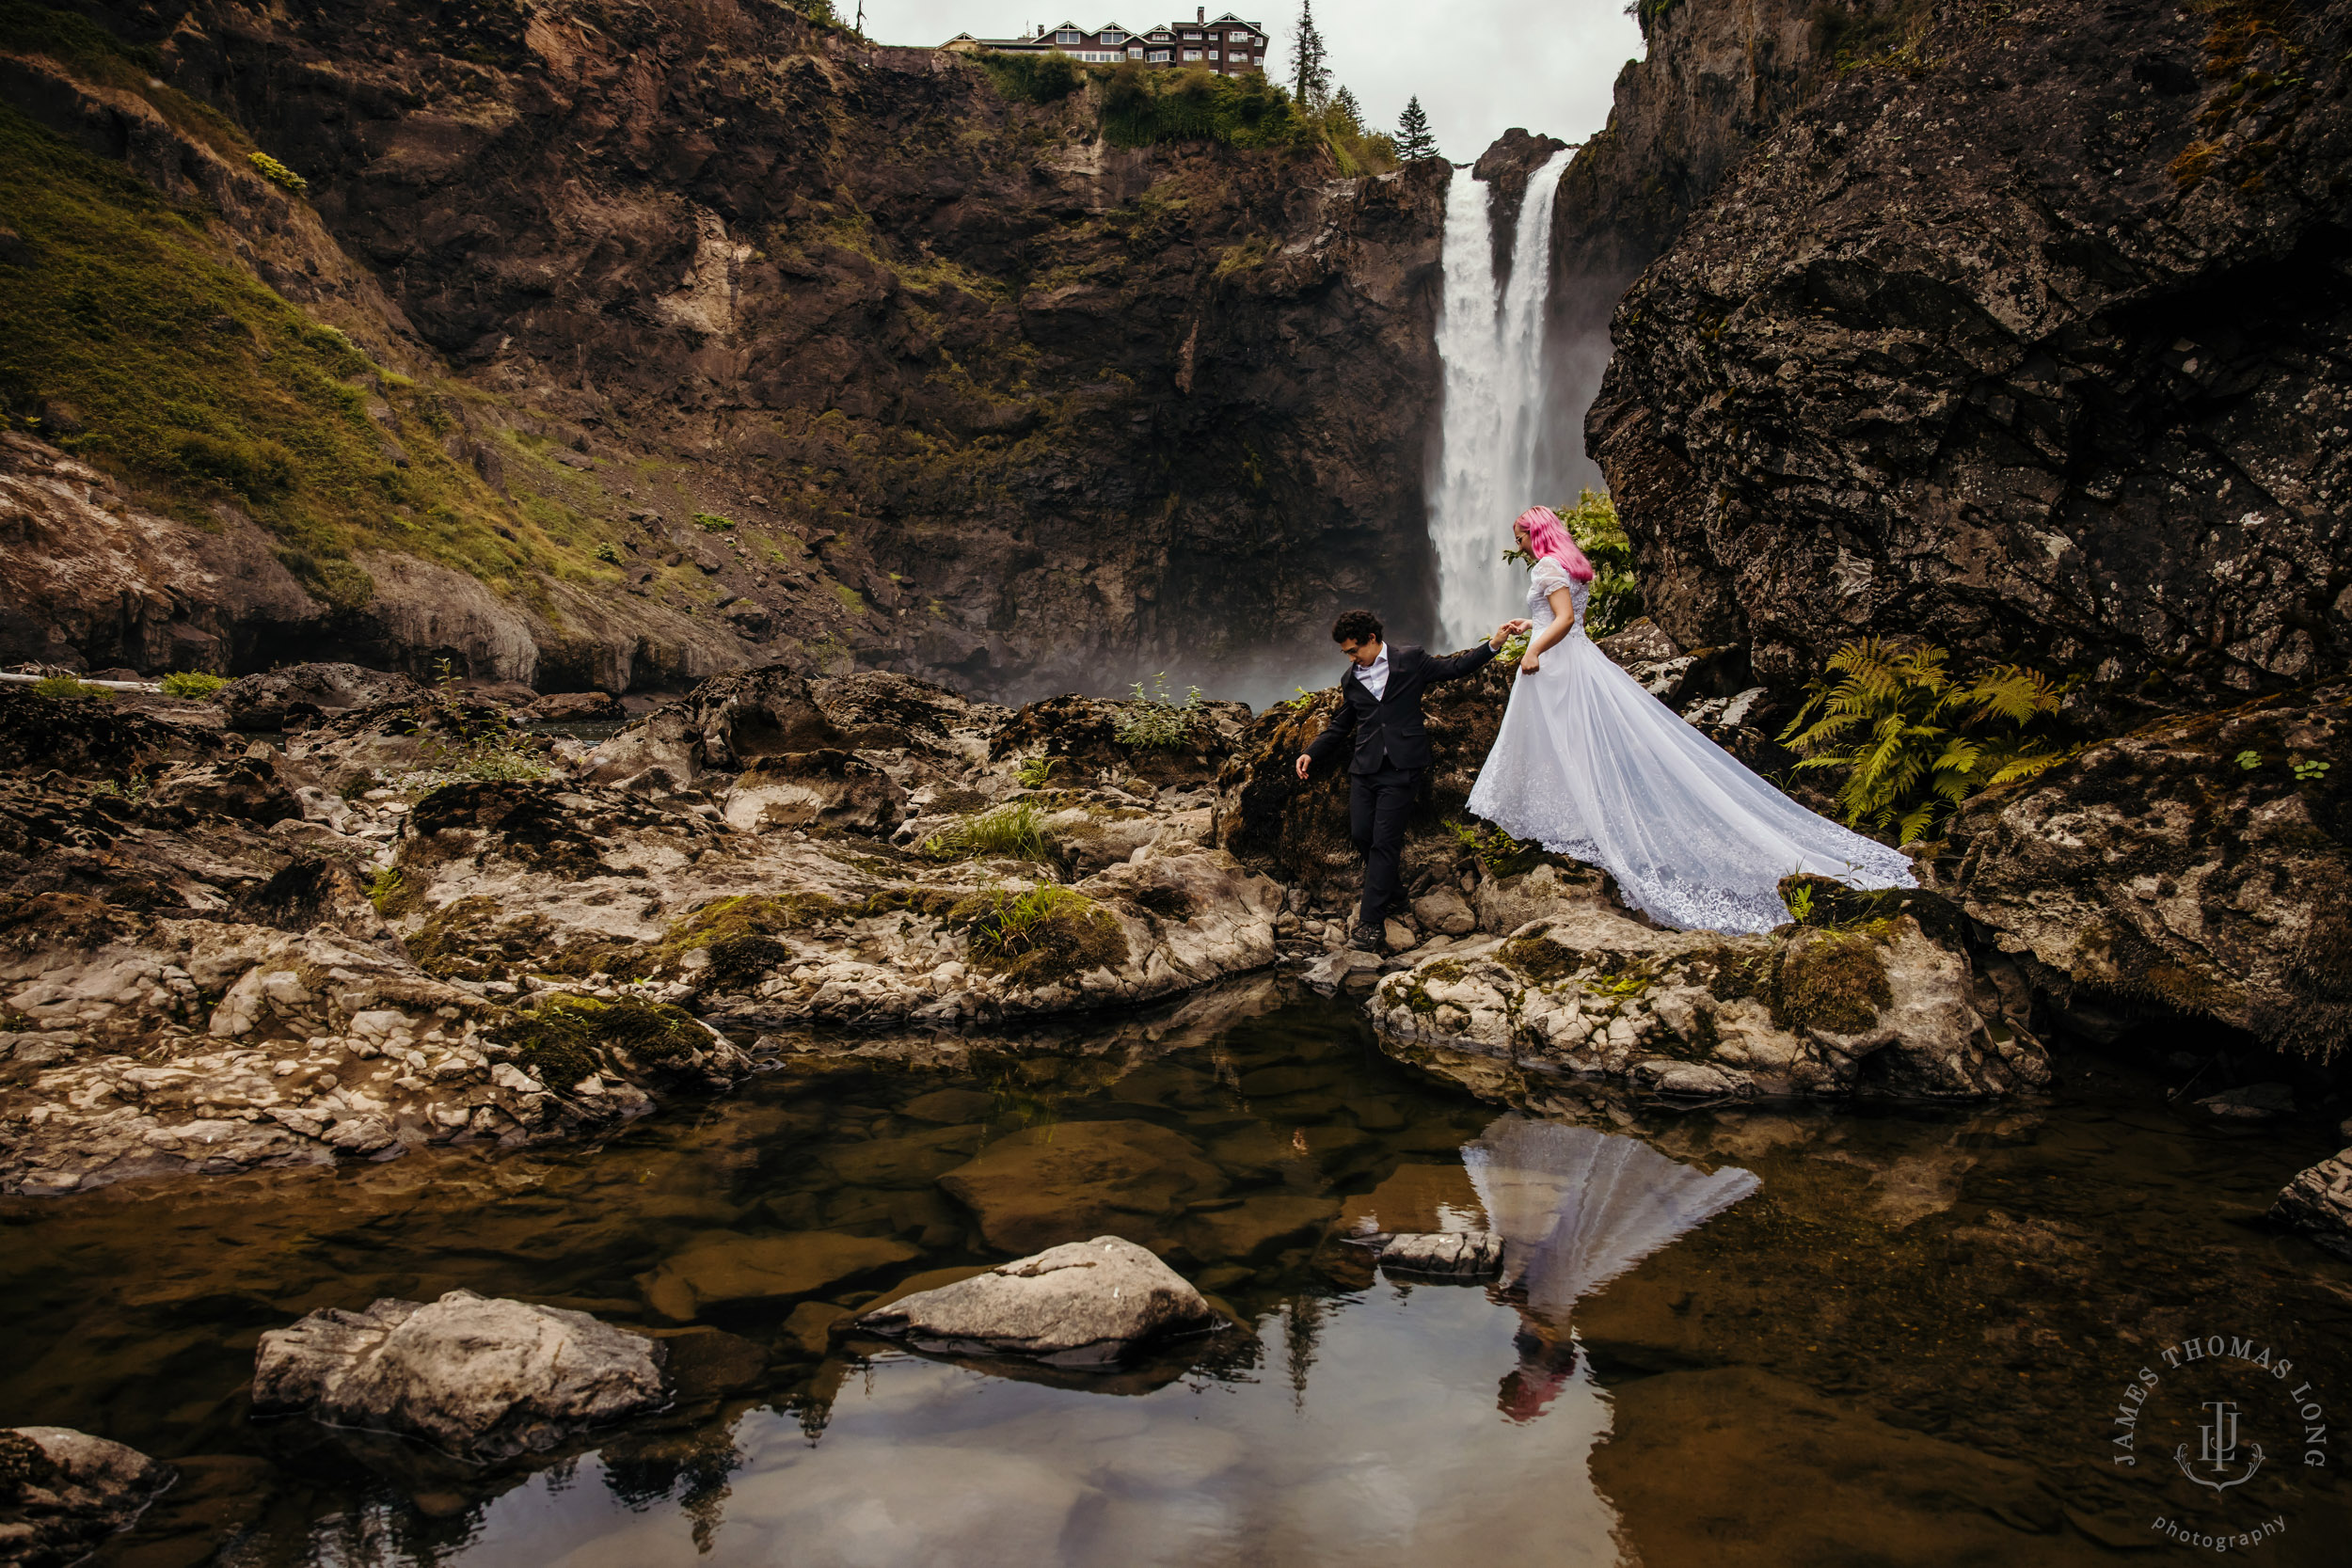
[145,751,304,825]
[852,1235,1217,1366]
[636,1231,920,1321]
[580,665,843,792]
[720,749,906,835]
[2268,1149,2352,1260]
[1410,887,1476,937]
[1949,687,2352,1058]
[1371,896,2047,1101]
[528,690,625,723]
[1364,1230,1503,1278]
[2195,1083,2296,1120]
[0,686,228,776]
[0,1426,175,1568]
[1300,949,1384,996]
[989,693,1251,791]
[1471,861,1620,937]
[1592,0,2352,713]
[811,671,1008,758]
[217,664,424,731]
[939,1121,1226,1254]
[252,1290,665,1462]
[1179,1194,1340,1263]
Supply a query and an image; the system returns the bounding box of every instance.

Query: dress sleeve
[1531,558,1575,598]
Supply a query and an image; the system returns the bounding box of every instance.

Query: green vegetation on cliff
[0,89,603,609]
[976,53,1397,173]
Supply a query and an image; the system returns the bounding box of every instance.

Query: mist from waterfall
[1428,152,1569,651]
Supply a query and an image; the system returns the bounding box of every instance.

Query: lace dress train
[1464,560,1916,935]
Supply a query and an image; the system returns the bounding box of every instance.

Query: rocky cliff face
[1535,0,1841,498]
[1591,0,2352,716]
[4,1,1447,699]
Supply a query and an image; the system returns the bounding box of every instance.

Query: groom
[1296,609,1529,951]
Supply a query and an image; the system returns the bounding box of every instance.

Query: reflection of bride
[1464,1116,1760,1421]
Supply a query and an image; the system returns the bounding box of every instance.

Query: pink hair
[1517,505,1595,582]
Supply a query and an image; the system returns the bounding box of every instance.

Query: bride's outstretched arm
[1518,588,1577,673]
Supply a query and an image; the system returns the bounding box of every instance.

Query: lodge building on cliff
[943,10,1269,74]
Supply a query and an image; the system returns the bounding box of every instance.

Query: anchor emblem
[2175,1399,2265,1492]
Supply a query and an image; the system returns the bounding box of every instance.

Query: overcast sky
[855,1,1646,160]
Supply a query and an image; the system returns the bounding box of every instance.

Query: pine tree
[1331,85,1363,133]
[1397,95,1438,161]
[1291,0,1330,109]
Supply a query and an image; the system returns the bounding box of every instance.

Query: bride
[1464,505,1916,935]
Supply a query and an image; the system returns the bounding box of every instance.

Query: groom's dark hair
[1331,610,1383,645]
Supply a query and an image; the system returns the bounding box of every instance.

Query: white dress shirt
[1357,644,1391,700]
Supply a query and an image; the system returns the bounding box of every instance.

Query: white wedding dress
[1465,558,1917,934]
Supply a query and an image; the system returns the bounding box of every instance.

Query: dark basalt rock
[1947,683,2352,1057]
[990,693,1251,790]
[1591,0,2352,720]
[217,663,425,731]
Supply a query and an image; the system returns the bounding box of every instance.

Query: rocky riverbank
[12,629,2344,1205]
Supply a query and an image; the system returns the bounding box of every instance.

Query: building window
[1181,30,1200,40]
[1057,29,1079,43]
[1104,30,1124,43]
[1207,49,1219,58]
[1127,45,1143,57]
[1149,48,1169,59]
[1182,47,1201,59]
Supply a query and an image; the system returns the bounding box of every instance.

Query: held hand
[1295,753,1311,781]
[1488,619,1532,649]
[1519,651,1542,675]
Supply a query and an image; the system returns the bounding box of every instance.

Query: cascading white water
[1428,151,1569,650]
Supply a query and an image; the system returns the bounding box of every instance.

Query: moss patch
[1500,929,1577,984]
[1771,929,1894,1034]
[955,885,1129,990]
[485,994,707,1088]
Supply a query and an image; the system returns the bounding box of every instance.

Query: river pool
[6,981,2347,1566]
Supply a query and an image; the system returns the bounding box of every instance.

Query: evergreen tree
[1290,0,1330,109]
[1397,95,1438,160]
[1331,85,1363,133]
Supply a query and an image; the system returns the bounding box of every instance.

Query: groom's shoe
[1346,924,1385,953]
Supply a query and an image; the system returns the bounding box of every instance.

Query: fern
[1779,640,2068,846]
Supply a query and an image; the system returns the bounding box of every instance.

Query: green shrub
[693,513,735,531]
[977,49,1087,103]
[1779,639,2068,846]
[29,673,111,702]
[922,800,1051,863]
[594,542,622,563]
[159,669,225,698]
[1561,489,1641,639]
[1099,62,1299,149]
[1116,673,1202,748]
[246,150,307,194]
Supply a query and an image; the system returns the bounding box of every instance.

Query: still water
[6,982,2347,1565]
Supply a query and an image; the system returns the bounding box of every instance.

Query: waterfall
[1428,152,1568,650]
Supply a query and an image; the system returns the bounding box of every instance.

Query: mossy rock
[1771,928,1893,1034]
[1499,928,1578,984]
[1777,873,1963,946]
[486,994,708,1087]
[957,888,1130,990]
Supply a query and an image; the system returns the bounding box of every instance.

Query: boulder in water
[252,1289,667,1461]
[853,1235,1217,1365]
[1364,1229,1504,1278]
[2269,1148,2352,1260]
[0,1426,175,1568]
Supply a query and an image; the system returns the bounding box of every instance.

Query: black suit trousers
[1348,764,1419,928]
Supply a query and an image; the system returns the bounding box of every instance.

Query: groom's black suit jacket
[1306,641,1498,776]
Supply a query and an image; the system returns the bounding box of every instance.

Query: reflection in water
[1465,1116,1761,1422]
